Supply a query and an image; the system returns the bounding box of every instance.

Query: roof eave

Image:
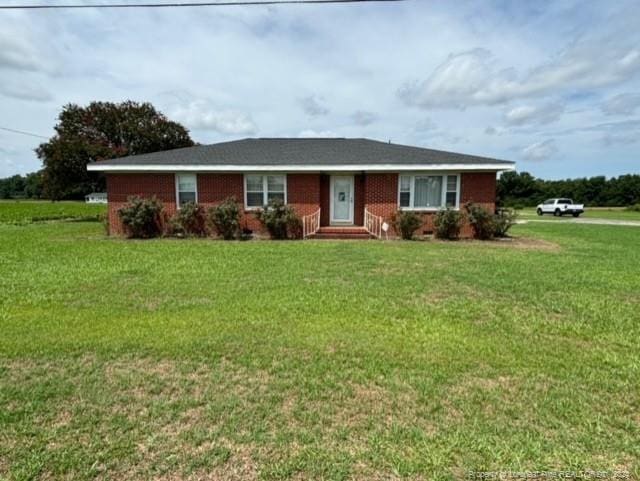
[88,163,515,173]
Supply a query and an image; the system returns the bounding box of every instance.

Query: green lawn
[518,206,640,221]
[0,200,106,224]
[0,217,638,480]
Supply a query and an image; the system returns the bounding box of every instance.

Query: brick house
[88,138,514,238]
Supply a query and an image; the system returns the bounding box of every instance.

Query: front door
[330,175,354,223]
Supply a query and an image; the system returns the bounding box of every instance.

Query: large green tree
[37,101,194,200]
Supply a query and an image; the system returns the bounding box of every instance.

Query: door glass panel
[333,178,351,221]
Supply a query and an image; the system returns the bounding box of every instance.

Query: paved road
[517,217,640,227]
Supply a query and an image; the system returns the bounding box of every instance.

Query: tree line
[497,171,640,207]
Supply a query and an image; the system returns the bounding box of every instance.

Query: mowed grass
[518,206,640,221]
[0,200,106,224]
[0,218,638,480]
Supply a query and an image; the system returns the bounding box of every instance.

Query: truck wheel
[554,209,561,216]
[572,212,580,217]
[536,208,543,216]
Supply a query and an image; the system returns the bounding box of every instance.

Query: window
[245,174,286,208]
[399,175,411,207]
[176,173,197,208]
[398,174,459,209]
[445,175,458,207]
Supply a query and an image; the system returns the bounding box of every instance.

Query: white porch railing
[364,208,384,239]
[302,208,321,239]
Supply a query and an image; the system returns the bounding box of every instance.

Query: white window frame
[175,173,198,209]
[398,173,460,211]
[243,174,287,210]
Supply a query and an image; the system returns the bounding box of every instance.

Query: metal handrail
[364,208,383,239]
[302,208,321,239]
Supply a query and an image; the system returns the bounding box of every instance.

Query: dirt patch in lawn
[504,236,561,251]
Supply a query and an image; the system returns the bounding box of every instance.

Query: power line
[0,0,405,9]
[0,126,49,139]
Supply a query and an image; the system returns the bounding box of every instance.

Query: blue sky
[0,0,639,179]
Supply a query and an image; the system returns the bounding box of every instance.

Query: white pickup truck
[536,198,584,217]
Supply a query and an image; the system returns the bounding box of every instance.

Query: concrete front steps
[310,226,373,240]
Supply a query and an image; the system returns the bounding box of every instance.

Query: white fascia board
[88,163,515,172]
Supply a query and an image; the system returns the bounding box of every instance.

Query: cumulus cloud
[351,110,377,126]
[522,139,558,162]
[601,92,640,115]
[299,95,329,117]
[399,37,640,109]
[504,103,564,126]
[298,129,340,138]
[485,126,498,135]
[171,101,257,135]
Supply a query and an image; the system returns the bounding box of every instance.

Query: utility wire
[0,0,405,9]
[0,126,49,139]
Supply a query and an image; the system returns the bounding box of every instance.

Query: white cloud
[504,103,564,126]
[171,101,257,135]
[601,92,640,115]
[522,139,558,162]
[299,95,329,117]
[400,38,640,109]
[298,129,340,138]
[1,0,640,180]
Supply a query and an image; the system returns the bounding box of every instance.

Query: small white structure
[85,192,107,204]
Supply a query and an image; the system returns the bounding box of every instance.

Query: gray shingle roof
[90,138,513,168]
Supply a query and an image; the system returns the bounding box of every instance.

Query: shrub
[493,208,517,237]
[255,198,301,240]
[392,210,422,240]
[626,203,640,212]
[434,208,463,240]
[117,196,164,238]
[207,197,241,240]
[170,202,206,237]
[465,203,495,240]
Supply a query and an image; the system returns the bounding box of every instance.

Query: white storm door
[330,175,354,223]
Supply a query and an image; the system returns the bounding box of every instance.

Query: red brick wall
[363,173,399,224]
[106,171,497,238]
[361,172,497,238]
[106,173,176,235]
[460,172,496,208]
[320,175,330,226]
[287,174,321,217]
[197,174,243,203]
[106,173,323,236]
[354,174,365,226]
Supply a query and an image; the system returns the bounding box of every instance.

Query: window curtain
[415,176,442,207]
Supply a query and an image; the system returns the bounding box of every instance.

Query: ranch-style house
[87,138,515,238]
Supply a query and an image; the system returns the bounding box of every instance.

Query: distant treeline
[497,171,640,207]
[0,172,44,199]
